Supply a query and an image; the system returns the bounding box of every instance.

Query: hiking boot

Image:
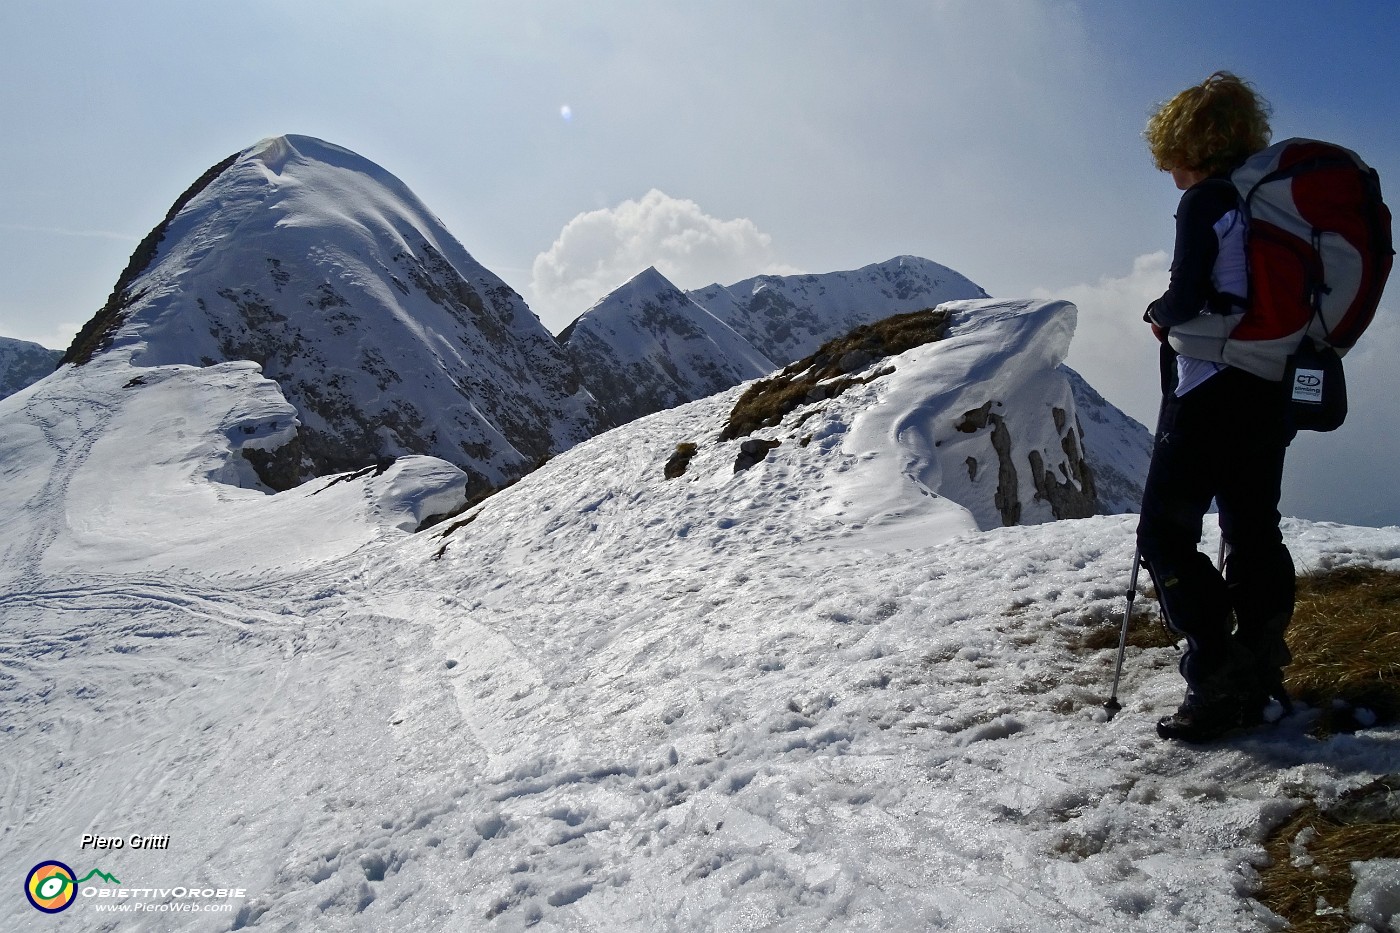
[1156,697,1248,743]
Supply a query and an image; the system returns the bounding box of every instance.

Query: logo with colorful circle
[25,861,78,913]
[24,861,120,913]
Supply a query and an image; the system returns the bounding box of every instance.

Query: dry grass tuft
[664,442,699,479]
[1256,775,1400,931]
[722,308,950,441]
[1286,566,1400,732]
[1251,568,1400,928]
[1071,566,1400,732]
[1072,596,1178,653]
[1075,608,1179,653]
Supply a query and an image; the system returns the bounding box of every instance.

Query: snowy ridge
[474,299,1101,560]
[689,255,990,366]
[814,298,1094,537]
[5,293,1396,930]
[560,266,776,427]
[75,134,605,490]
[0,335,60,400]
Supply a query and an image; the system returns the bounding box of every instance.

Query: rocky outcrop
[955,401,1022,526]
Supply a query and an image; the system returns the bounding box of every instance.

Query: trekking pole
[1103,545,1142,720]
[1106,361,1168,720]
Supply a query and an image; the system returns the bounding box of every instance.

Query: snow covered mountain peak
[688,255,991,366]
[59,135,607,491]
[244,133,314,174]
[618,264,674,295]
[561,265,774,427]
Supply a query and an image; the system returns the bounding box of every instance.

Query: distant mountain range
[559,256,993,430]
[688,255,990,366]
[6,134,1149,521]
[0,337,61,400]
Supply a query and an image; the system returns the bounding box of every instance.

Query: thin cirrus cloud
[0,222,138,243]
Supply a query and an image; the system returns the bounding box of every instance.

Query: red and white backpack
[1170,138,1393,429]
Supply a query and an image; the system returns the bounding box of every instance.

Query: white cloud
[1044,256,1400,526]
[527,190,798,331]
[1039,252,1170,430]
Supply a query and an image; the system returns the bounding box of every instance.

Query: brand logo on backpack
[1290,369,1323,402]
[1291,371,1323,397]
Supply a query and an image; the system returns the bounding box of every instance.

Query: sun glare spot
[560,105,573,123]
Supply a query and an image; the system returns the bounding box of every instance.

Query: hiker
[1137,72,1297,743]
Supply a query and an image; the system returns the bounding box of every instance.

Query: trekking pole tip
[1103,697,1122,720]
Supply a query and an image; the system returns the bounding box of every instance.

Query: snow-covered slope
[689,255,990,366]
[0,336,60,400]
[0,351,467,581]
[560,266,776,427]
[61,134,606,490]
[3,289,1397,932]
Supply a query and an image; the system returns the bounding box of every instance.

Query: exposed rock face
[688,256,989,366]
[0,337,62,400]
[955,401,1022,526]
[956,399,1100,526]
[63,135,607,490]
[560,267,774,428]
[1029,407,1098,521]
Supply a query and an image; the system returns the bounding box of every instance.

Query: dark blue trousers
[1136,361,1296,703]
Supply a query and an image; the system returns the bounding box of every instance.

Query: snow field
[2,299,1398,931]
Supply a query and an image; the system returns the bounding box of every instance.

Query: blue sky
[2,0,1398,524]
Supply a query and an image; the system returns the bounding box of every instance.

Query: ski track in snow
[3,305,1400,932]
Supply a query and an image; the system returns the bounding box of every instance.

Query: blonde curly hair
[1145,71,1272,175]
